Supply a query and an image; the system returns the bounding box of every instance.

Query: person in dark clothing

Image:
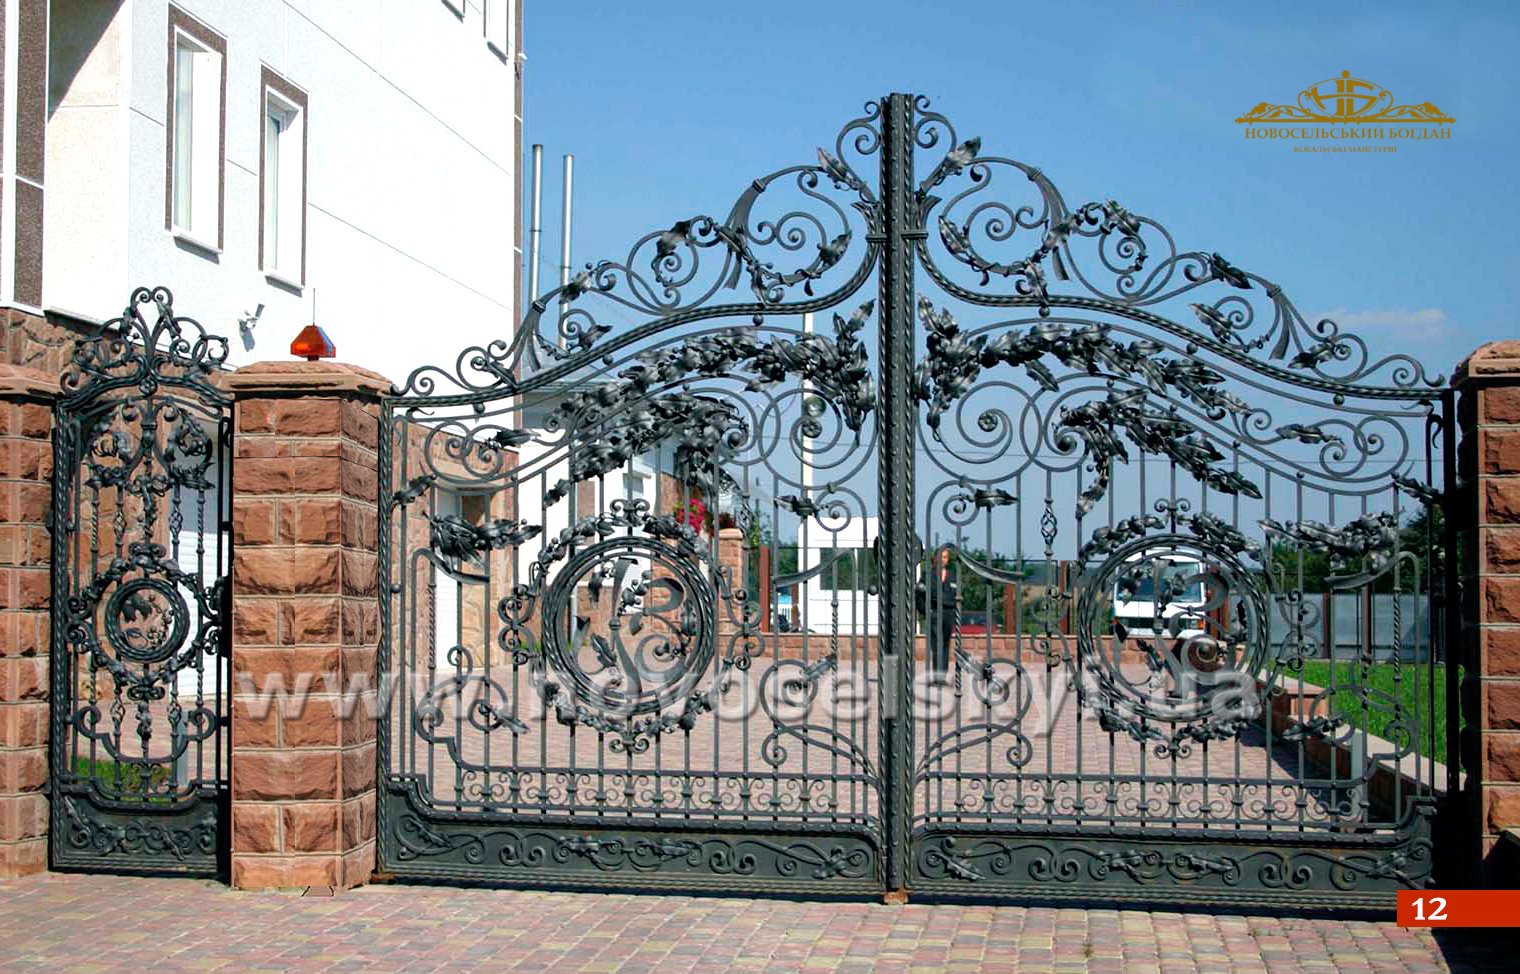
[916,545,958,673]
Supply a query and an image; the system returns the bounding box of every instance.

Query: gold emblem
[1236,71,1454,125]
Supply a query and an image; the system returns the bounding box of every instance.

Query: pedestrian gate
[377,95,1454,909]
[49,288,233,875]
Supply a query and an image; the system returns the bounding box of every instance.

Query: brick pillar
[0,365,55,877]
[717,526,745,637]
[1454,341,1520,884]
[224,361,389,889]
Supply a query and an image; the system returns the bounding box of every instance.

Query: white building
[2,0,521,389]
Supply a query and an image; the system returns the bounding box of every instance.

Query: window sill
[171,228,221,259]
[263,270,304,294]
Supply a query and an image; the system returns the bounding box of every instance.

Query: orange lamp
[290,324,336,361]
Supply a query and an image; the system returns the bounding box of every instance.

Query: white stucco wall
[45,0,518,389]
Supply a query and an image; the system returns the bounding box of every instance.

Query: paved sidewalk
[0,873,1513,973]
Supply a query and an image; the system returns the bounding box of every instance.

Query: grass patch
[1292,661,1454,762]
[71,756,174,793]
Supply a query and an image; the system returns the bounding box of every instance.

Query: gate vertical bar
[1441,387,1461,884]
[876,92,916,894]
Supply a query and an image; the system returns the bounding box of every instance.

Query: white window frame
[260,81,306,286]
[166,10,224,252]
[485,0,511,59]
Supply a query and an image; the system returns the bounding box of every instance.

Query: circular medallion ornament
[1075,533,1271,752]
[105,577,191,665]
[541,536,716,718]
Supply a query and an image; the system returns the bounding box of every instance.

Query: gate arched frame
[376,93,1455,908]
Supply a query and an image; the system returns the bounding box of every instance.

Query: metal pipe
[559,154,574,290]
[527,144,543,301]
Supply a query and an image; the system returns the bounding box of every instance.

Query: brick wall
[1454,340,1520,884]
[0,364,56,876]
[2,309,100,374]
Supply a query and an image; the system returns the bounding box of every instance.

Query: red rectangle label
[1397,890,1520,927]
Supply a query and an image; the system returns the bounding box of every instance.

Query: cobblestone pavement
[0,873,1515,973]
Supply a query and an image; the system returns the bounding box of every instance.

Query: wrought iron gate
[50,288,233,875]
[378,95,1453,909]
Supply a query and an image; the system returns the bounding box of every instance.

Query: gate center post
[877,92,918,896]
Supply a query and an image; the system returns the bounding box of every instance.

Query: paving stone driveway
[0,873,1513,973]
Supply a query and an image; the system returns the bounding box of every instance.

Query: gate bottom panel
[909,826,1433,911]
[380,780,884,895]
[49,784,225,876]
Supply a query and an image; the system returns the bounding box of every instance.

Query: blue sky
[520,0,1518,373]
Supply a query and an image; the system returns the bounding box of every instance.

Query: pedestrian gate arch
[378,94,1454,909]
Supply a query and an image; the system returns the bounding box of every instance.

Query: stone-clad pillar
[224,361,389,889]
[1454,341,1520,884]
[0,365,55,876]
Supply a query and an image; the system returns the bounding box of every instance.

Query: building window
[259,68,308,285]
[485,0,511,58]
[624,470,646,502]
[165,7,225,250]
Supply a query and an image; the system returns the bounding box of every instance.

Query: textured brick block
[340,550,378,598]
[0,837,46,877]
[339,645,377,686]
[0,702,46,747]
[231,696,281,748]
[1486,430,1520,475]
[235,438,287,459]
[0,749,46,793]
[1489,479,1520,524]
[342,503,376,550]
[280,598,341,646]
[341,600,378,646]
[281,695,343,748]
[340,459,376,503]
[341,742,376,794]
[1486,386,1520,424]
[233,750,339,802]
[0,793,47,843]
[232,803,280,853]
[1488,735,1520,781]
[1485,578,1520,624]
[237,457,341,496]
[282,803,340,853]
[231,853,340,889]
[237,399,276,434]
[0,657,47,701]
[1490,629,1520,676]
[341,795,375,847]
[288,499,342,545]
[1492,683,1520,730]
[234,548,339,595]
[340,841,375,887]
[275,399,341,437]
[1486,785,1520,832]
[1490,530,1520,572]
[18,405,49,438]
[340,401,378,450]
[232,500,277,546]
[234,645,338,693]
[232,599,279,646]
